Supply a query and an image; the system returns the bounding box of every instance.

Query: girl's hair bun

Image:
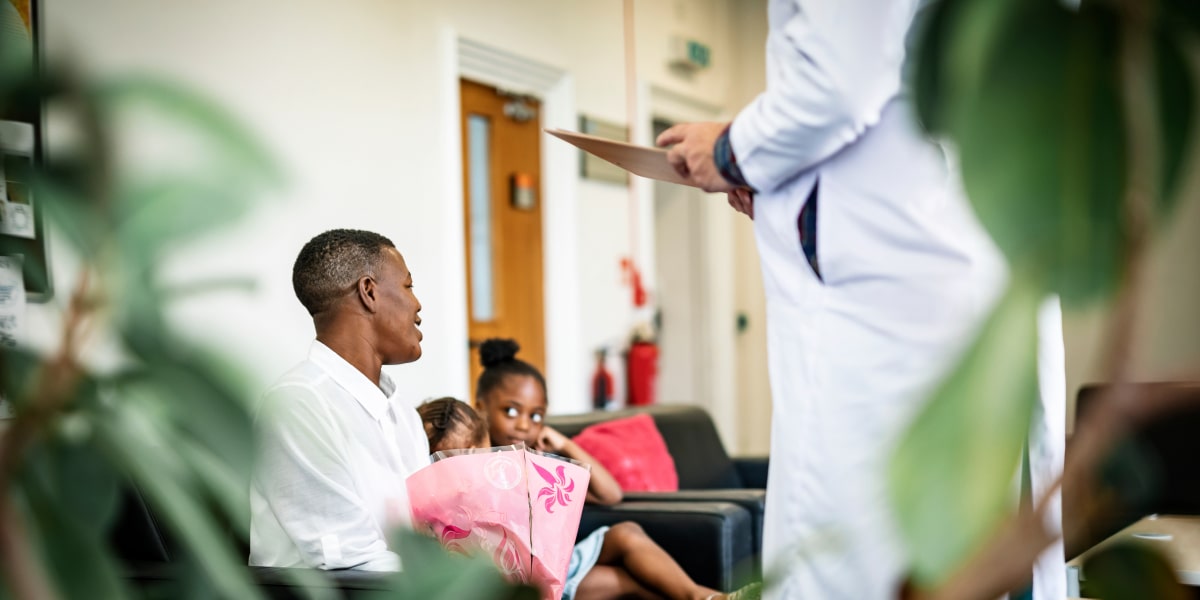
[479,338,520,369]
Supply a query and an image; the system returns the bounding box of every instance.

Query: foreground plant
[0,53,525,600]
[890,0,1199,596]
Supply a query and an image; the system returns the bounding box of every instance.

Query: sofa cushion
[572,414,679,492]
[548,405,743,489]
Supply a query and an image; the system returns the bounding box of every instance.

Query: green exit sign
[686,40,711,68]
[668,36,712,72]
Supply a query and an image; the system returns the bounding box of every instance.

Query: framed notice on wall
[0,0,50,301]
[578,116,630,186]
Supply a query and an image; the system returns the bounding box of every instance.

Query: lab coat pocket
[796,179,823,284]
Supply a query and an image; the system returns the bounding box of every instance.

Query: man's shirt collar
[309,340,395,422]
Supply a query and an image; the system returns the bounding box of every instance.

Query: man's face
[375,247,423,365]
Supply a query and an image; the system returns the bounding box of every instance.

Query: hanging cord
[623,0,642,306]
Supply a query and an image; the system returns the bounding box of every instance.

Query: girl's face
[481,374,546,447]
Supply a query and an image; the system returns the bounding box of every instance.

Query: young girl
[417,396,490,452]
[474,338,751,600]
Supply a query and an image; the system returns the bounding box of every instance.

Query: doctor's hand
[657,121,736,193]
[728,188,754,220]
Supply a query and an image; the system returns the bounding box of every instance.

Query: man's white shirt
[249,341,430,571]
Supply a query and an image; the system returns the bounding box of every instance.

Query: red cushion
[571,414,679,492]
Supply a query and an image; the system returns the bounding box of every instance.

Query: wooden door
[460,79,545,401]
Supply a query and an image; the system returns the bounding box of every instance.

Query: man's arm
[254,384,399,571]
[731,0,920,193]
[659,0,920,195]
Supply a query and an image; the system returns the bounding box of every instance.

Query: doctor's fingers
[688,158,735,193]
[665,146,691,177]
[656,124,689,147]
[727,190,754,219]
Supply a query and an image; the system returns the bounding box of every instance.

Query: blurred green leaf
[1082,541,1188,600]
[955,2,1126,306]
[93,76,283,187]
[889,277,1042,586]
[113,272,172,358]
[0,347,42,410]
[911,0,955,134]
[914,0,1018,135]
[390,530,536,600]
[244,566,339,600]
[3,30,287,600]
[96,362,256,575]
[93,403,263,600]
[115,175,263,257]
[161,276,258,299]
[173,435,251,536]
[1162,0,1200,32]
[18,468,132,600]
[921,0,1199,305]
[24,428,121,539]
[904,0,1200,585]
[36,175,111,259]
[112,348,256,479]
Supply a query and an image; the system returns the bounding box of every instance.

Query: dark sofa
[574,500,754,591]
[110,415,760,596]
[547,404,768,583]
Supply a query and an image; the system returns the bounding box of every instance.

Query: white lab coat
[730,1,1066,598]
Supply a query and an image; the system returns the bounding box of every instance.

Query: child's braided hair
[417,397,487,451]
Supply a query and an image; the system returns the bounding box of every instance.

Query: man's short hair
[292,229,396,316]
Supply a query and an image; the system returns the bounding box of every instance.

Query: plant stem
[1098,0,1159,383]
[1062,0,1162,530]
[0,498,57,600]
[0,270,91,483]
[0,269,93,600]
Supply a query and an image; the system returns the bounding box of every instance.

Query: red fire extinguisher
[591,348,615,410]
[626,340,658,406]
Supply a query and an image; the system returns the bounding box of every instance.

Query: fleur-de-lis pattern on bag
[532,462,576,513]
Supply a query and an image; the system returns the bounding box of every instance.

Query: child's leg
[591,522,723,600]
[573,565,662,600]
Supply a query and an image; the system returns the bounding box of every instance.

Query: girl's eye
[531,413,543,424]
[505,407,519,418]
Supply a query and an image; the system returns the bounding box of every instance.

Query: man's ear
[356,276,378,313]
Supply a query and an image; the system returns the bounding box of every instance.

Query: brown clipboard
[545,128,696,187]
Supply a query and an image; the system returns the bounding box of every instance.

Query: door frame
[641,83,742,451]
[440,30,584,412]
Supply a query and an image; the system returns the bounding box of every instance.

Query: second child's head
[417,397,489,453]
[475,339,548,448]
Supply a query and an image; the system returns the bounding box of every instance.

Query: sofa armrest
[130,564,537,599]
[621,489,765,578]
[733,457,769,489]
[577,501,755,591]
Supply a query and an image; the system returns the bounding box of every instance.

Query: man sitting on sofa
[250,228,430,570]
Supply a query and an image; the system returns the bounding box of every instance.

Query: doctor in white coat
[657,1,1066,599]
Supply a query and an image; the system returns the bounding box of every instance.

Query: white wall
[43,0,1195,459]
[727,0,772,455]
[653,180,700,410]
[1062,181,1200,430]
[38,0,769,431]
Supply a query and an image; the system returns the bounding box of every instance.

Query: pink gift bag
[407,445,591,600]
